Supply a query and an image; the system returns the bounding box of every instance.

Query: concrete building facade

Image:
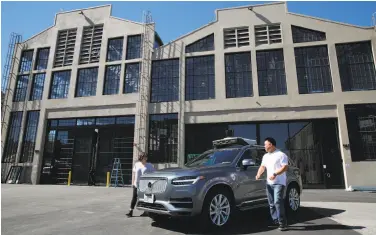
[1,2,376,190]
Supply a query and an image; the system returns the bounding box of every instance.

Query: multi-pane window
[224,27,250,48]
[345,104,376,161]
[185,55,215,100]
[75,67,98,97]
[107,37,124,62]
[19,50,33,73]
[2,112,23,163]
[20,111,40,163]
[336,41,376,91]
[79,24,104,64]
[151,59,179,102]
[103,65,121,95]
[13,75,29,102]
[124,63,140,93]
[225,52,253,98]
[186,34,215,53]
[291,25,326,43]
[126,35,142,60]
[35,48,50,70]
[54,28,77,67]
[148,113,178,163]
[49,70,71,99]
[255,24,282,46]
[294,46,333,94]
[30,73,46,101]
[256,49,287,96]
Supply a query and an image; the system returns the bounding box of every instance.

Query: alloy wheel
[209,194,231,226]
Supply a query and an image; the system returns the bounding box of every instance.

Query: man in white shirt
[256,137,289,231]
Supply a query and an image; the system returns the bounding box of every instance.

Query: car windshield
[185,148,241,168]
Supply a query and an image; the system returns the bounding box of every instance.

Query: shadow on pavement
[150,206,362,235]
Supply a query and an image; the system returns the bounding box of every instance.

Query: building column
[178,41,186,167]
[328,44,343,93]
[31,108,47,184]
[336,104,351,189]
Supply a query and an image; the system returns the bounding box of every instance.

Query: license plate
[144,194,155,203]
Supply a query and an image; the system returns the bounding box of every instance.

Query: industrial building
[1,2,375,190]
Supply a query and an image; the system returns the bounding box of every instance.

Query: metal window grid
[20,111,40,163]
[107,37,124,62]
[30,73,46,101]
[35,48,50,70]
[255,24,282,46]
[2,112,23,163]
[224,27,250,49]
[126,35,142,60]
[291,25,326,43]
[54,28,77,67]
[185,34,214,53]
[151,59,180,102]
[336,41,376,91]
[75,67,98,97]
[185,55,215,101]
[294,45,333,94]
[13,75,29,102]
[49,70,71,99]
[148,114,178,163]
[225,52,253,98]
[103,65,121,95]
[79,24,104,64]
[19,50,33,73]
[124,63,140,94]
[256,49,287,96]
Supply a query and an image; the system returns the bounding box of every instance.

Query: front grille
[137,202,167,211]
[139,177,168,194]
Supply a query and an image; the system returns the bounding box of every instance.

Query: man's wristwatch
[273,173,277,177]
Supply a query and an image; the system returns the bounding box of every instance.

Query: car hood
[141,165,230,178]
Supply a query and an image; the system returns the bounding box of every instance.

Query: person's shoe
[268,219,279,227]
[125,210,133,217]
[278,223,287,231]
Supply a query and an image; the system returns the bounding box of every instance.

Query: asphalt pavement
[2,184,374,235]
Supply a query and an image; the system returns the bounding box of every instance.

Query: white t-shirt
[133,162,155,188]
[261,149,289,186]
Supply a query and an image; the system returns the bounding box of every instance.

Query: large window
[124,63,140,93]
[185,55,215,100]
[103,65,121,95]
[151,59,179,102]
[30,73,46,101]
[345,103,376,161]
[79,24,104,64]
[75,67,98,97]
[20,111,40,163]
[126,35,142,60]
[19,50,33,73]
[54,28,77,67]
[256,49,287,96]
[336,41,376,91]
[107,37,124,62]
[186,34,214,53]
[291,25,326,44]
[13,75,29,102]
[225,52,253,98]
[49,70,71,99]
[2,112,23,163]
[294,46,333,94]
[148,114,178,163]
[35,48,50,70]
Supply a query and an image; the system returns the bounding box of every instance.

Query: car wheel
[201,188,233,230]
[285,183,300,214]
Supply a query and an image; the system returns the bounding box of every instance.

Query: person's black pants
[130,186,138,210]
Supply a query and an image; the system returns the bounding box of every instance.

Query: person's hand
[255,174,260,180]
[269,174,276,180]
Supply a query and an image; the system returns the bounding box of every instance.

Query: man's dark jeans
[266,184,286,225]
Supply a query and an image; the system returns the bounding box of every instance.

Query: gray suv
[136,137,302,228]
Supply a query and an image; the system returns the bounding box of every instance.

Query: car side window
[237,149,251,167]
[250,149,264,166]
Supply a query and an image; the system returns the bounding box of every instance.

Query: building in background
[1,2,376,190]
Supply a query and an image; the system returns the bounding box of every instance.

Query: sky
[1,1,376,73]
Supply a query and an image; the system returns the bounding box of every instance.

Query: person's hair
[264,137,276,146]
[138,153,148,162]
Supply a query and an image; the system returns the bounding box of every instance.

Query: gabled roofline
[287,12,373,30]
[215,1,284,14]
[24,26,54,44]
[53,4,112,25]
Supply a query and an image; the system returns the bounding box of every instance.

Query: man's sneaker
[278,224,287,231]
[268,220,279,227]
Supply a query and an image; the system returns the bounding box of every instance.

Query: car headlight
[171,176,205,185]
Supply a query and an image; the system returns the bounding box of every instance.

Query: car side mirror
[242,159,256,170]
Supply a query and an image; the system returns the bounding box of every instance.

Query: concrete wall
[2,2,376,189]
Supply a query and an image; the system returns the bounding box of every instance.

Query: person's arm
[132,163,137,185]
[256,156,266,180]
[274,153,289,175]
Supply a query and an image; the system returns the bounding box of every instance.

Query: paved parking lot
[2,184,375,235]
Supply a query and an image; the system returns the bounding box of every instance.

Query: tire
[285,183,300,214]
[200,188,234,230]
